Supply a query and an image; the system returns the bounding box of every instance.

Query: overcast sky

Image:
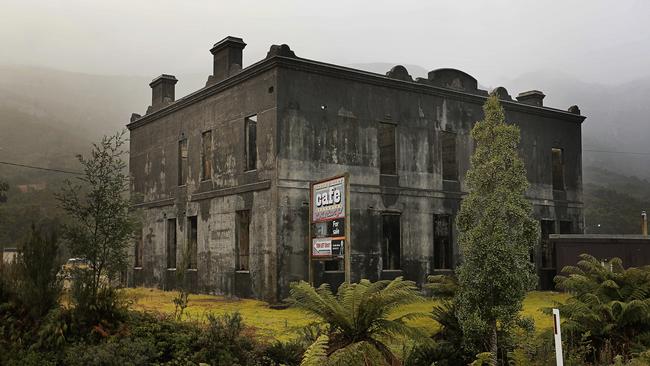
[3,0,650,87]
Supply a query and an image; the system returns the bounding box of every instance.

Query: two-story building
[127,36,585,302]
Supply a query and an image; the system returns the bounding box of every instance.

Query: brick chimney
[516,90,545,107]
[147,74,177,114]
[206,36,246,86]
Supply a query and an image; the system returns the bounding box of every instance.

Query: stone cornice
[127,55,585,130]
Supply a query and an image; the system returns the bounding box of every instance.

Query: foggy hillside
[504,70,650,179]
[0,64,648,183]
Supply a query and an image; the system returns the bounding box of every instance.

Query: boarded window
[382,214,400,270]
[441,131,457,181]
[187,216,198,270]
[201,130,213,181]
[552,148,564,190]
[236,210,250,271]
[433,214,453,269]
[378,123,396,175]
[560,221,572,234]
[166,219,177,269]
[178,139,188,186]
[540,220,556,268]
[134,229,143,268]
[245,115,257,171]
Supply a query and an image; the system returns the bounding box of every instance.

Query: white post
[553,308,564,366]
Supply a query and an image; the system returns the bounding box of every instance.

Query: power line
[0,161,83,175]
[583,149,650,156]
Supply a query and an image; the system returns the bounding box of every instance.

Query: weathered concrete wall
[274,64,584,296]
[128,68,279,301]
[127,45,584,300]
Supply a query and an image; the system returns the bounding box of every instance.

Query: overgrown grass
[123,288,567,342]
[124,288,313,341]
[522,290,569,329]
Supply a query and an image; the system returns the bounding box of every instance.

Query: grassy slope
[123,288,568,342]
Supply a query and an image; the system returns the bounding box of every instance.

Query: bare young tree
[56,130,136,301]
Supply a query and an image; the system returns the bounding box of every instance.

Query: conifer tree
[455,94,539,363]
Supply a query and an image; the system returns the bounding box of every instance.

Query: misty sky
[3,0,650,88]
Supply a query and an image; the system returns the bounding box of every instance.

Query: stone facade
[127,36,586,302]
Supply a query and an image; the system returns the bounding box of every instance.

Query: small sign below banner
[312,237,345,257]
[312,238,332,257]
[331,239,344,256]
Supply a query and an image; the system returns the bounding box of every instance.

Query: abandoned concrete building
[127,36,586,301]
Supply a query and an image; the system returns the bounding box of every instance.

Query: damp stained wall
[127,41,585,302]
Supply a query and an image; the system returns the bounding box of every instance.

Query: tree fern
[290,277,428,365]
[554,254,650,359]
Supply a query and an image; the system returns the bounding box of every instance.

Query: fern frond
[301,334,329,366]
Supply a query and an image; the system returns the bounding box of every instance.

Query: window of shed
[441,131,458,181]
[552,148,565,190]
[201,130,213,181]
[382,214,401,270]
[378,123,397,175]
[245,115,257,171]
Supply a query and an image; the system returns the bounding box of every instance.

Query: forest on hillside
[1,65,648,247]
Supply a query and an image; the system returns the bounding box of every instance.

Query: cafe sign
[309,174,351,283]
[312,176,345,222]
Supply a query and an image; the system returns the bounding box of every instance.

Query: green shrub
[69,280,130,337]
[554,254,650,361]
[63,337,160,366]
[127,311,201,363]
[15,224,63,319]
[262,340,304,366]
[0,260,19,304]
[194,311,260,365]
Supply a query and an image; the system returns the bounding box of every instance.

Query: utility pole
[642,211,648,237]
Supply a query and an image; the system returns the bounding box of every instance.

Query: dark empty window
[560,221,572,234]
[236,210,250,271]
[441,131,457,181]
[324,260,342,271]
[382,214,400,270]
[201,130,213,181]
[134,229,143,268]
[166,219,177,269]
[540,220,556,268]
[433,215,453,269]
[379,123,397,175]
[552,148,564,190]
[245,115,257,171]
[187,216,198,270]
[178,139,188,186]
